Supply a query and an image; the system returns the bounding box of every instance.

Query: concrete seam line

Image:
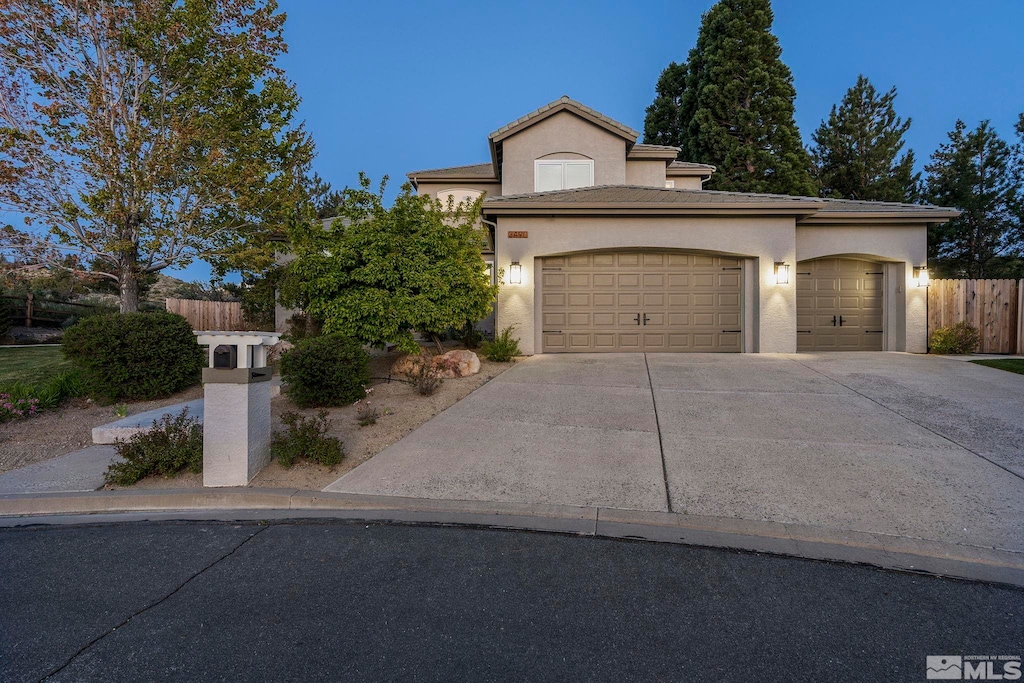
[39,525,269,681]
[643,353,672,513]
[786,357,1024,484]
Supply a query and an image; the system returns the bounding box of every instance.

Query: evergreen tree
[643,62,687,148]
[925,120,1022,278]
[652,0,815,196]
[810,75,919,202]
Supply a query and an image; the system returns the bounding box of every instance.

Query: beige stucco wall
[413,180,501,198]
[625,160,667,187]
[499,112,627,195]
[494,215,798,355]
[666,175,705,190]
[796,223,928,353]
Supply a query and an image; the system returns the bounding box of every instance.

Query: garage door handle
[839,315,846,327]
[633,314,641,325]
[643,314,651,325]
[831,315,837,327]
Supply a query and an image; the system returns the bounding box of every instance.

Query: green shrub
[0,369,88,418]
[105,408,203,485]
[480,325,521,362]
[280,334,369,407]
[930,321,981,355]
[62,312,203,401]
[272,410,344,468]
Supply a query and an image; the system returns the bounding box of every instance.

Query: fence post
[24,292,33,328]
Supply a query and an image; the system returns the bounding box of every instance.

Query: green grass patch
[970,358,1024,375]
[0,346,73,385]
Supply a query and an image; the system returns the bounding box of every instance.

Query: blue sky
[170,0,1022,281]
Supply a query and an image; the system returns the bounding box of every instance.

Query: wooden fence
[928,279,1022,354]
[1,293,104,328]
[165,298,245,331]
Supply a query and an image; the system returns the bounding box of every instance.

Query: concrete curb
[1,489,1021,588]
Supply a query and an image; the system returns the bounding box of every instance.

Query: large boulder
[391,350,480,379]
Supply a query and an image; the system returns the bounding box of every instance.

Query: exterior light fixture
[509,261,522,285]
[774,262,790,285]
[913,266,929,287]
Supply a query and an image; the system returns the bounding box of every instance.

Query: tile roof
[813,196,953,214]
[631,143,681,153]
[668,161,717,173]
[406,162,496,179]
[488,96,639,142]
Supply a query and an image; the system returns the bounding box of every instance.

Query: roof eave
[627,149,680,161]
[798,210,961,225]
[482,202,825,218]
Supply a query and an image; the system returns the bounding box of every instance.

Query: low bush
[62,312,203,402]
[930,321,981,355]
[105,408,203,486]
[407,352,459,396]
[0,369,88,421]
[280,334,370,407]
[480,325,521,362]
[0,394,39,422]
[0,298,12,341]
[272,411,344,468]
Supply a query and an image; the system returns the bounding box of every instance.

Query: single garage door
[540,251,742,352]
[796,258,883,351]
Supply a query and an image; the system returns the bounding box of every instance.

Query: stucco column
[757,252,798,353]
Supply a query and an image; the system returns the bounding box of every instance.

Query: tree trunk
[119,271,140,313]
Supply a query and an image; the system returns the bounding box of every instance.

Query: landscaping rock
[267,340,294,365]
[390,350,480,379]
[441,349,481,377]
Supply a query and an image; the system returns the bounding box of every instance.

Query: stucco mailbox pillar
[195,331,280,487]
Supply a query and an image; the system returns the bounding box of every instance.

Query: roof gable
[488,96,639,144]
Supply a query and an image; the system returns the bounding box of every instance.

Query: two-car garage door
[540,251,743,352]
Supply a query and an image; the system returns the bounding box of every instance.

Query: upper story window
[534,160,594,192]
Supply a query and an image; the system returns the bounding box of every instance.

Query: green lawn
[0,346,74,386]
[970,358,1024,375]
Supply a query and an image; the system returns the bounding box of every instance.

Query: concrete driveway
[327,353,1024,551]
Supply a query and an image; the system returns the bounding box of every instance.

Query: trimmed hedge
[62,312,204,401]
[280,334,369,408]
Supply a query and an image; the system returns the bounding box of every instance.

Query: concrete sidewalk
[326,353,1024,554]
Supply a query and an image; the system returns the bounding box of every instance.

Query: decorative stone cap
[195,330,281,370]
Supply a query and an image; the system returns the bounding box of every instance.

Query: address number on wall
[507,231,528,239]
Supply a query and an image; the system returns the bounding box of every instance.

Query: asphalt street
[1,520,1021,682]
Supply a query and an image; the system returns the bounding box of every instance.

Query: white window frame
[534,159,594,192]
[664,180,675,188]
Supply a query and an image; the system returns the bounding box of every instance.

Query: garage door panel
[797,258,884,352]
[541,251,743,353]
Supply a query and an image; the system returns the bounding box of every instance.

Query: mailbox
[194,330,281,487]
[213,344,237,369]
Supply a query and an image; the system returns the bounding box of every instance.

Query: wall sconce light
[774,262,790,285]
[913,266,929,287]
[509,261,522,285]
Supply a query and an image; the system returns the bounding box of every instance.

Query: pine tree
[925,120,1022,277]
[643,62,687,148]
[676,0,815,196]
[810,76,919,202]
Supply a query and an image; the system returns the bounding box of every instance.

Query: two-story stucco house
[407,96,957,355]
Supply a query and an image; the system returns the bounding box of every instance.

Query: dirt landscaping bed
[0,385,204,475]
[119,348,514,492]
